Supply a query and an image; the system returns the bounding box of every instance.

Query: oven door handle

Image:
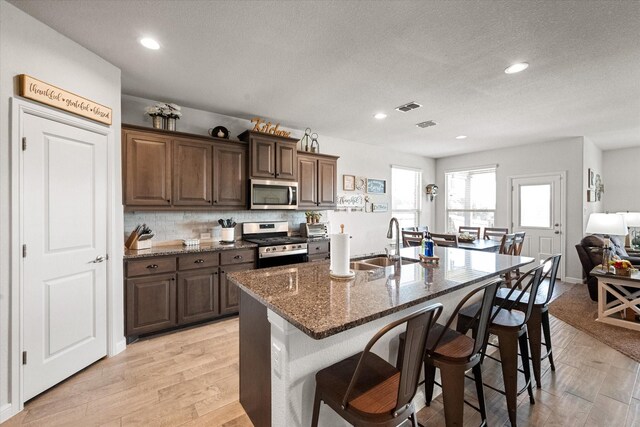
[259,248,308,259]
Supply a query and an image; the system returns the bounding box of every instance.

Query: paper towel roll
[330,233,350,275]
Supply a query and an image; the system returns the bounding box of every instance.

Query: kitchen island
[228,246,534,427]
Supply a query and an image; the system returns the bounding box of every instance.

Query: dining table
[458,238,502,252]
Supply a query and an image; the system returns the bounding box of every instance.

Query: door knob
[90,255,107,263]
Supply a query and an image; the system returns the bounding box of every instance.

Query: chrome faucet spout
[387,217,400,259]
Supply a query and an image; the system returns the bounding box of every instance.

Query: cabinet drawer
[307,253,329,262]
[221,249,255,265]
[178,252,219,271]
[308,241,329,255]
[127,257,176,277]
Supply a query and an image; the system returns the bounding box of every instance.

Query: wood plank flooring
[2,282,639,427]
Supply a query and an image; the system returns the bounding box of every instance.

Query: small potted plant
[161,103,182,131]
[312,212,322,224]
[305,211,313,224]
[610,259,634,276]
[145,104,164,129]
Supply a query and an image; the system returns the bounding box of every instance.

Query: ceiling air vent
[395,101,422,113]
[416,120,437,128]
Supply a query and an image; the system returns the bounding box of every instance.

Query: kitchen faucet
[386,217,400,260]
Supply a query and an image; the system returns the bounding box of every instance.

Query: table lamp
[585,213,628,272]
[617,212,640,250]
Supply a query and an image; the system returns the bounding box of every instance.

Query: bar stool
[457,265,546,427]
[311,303,443,427]
[495,254,561,388]
[397,279,502,427]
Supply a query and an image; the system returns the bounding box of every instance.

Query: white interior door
[511,174,564,278]
[22,112,108,401]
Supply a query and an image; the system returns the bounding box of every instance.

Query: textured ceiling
[10,0,640,158]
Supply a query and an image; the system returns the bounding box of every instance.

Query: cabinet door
[297,154,318,207]
[220,263,254,315]
[173,139,212,206]
[177,268,219,324]
[213,144,247,207]
[124,131,172,206]
[276,142,298,180]
[318,158,337,208]
[126,273,176,336]
[250,137,276,179]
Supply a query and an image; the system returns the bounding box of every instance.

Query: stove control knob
[272,247,278,251]
[265,248,271,252]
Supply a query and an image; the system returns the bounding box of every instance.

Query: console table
[591,268,640,331]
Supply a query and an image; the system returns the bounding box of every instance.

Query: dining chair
[416,226,429,233]
[397,279,502,427]
[484,227,509,241]
[456,264,546,427]
[401,227,417,232]
[495,254,561,388]
[402,230,425,247]
[312,303,444,427]
[509,232,527,285]
[430,233,459,248]
[458,226,481,239]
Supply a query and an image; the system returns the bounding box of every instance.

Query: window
[445,167,496,233]
[391,166,422,229]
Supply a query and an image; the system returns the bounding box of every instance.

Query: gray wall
[603,146,640,213]
[434,137,585,281]
[0,1,122,416]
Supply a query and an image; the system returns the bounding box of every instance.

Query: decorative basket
[458,236,475,243]
[614,267,631,276]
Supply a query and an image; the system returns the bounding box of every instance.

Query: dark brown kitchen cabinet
[213,144,247,207]
[126,273,177,336]
[124,131,172,206]
[239,130,298,181]
[297,153,339,209]
[177,268,219,324]
[173,139,213,206]
[220,263,253,315]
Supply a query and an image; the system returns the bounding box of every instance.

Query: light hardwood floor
[2,284,639,427]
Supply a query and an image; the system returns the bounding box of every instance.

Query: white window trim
[391,165,423,227]
[444,166,497,232]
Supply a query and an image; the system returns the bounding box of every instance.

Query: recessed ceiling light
[456,135,467,139]
[140,37,160,50]
[374,113,387,120]
[504,62,529,74]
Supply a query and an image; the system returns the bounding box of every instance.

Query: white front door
[22,112,108,401]
[511,174,564,278]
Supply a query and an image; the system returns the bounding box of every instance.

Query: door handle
[554,231,560,234]
[89,255,108,263]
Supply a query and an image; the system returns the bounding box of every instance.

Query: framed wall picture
[587,190,595,202]
[355,176,366,191]
[366,178,386,194]
[343,175,355,191]
[588,168,594,188]
[372,203,388,212]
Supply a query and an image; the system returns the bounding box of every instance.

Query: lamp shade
[585,213,628,236]
[617,212,640,227]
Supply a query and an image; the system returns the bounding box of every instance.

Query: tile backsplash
[124,210,309,243]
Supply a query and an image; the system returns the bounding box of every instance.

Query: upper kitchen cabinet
[173,138,213,206]
[213,144,247,207]
[239,130,298,181]
[297,153,339,209]
[124,130,173,206]
[122,124,248,210]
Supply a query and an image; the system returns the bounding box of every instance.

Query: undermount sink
[359,257,416,267]
[349,262,381,271]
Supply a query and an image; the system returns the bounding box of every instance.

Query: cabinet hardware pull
[195,259,205,263]
[207,200,211,203]
[170,277,175,281]
[234,255,242,259]
[214,200,218,204]
[147,264,159,269]
[221,270,225,274]
[316,247,320,250]
[167,199,171,203]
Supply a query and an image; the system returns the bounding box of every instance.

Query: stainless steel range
[242,222,308,268]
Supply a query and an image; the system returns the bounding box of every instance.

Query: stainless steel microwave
[250,179,298,210]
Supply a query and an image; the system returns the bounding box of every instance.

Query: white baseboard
[564,276,584,284]
[112,338,126,356]
[1,403,18,424]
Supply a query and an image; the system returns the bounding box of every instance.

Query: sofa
[575,234,640,301]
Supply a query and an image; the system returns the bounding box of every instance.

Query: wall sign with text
[18,74,112,125]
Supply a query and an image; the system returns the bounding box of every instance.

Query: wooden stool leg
[496,332,519,427]
[518,331,535,404]
[541,309,555,371]
[311,389,321,427]
[527,308,543,388]
[423,360,437,406]
[439,364,466,427]
[472,364,487,423]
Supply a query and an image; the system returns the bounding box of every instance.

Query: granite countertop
[123,240,258,259]
[228,246,534,339]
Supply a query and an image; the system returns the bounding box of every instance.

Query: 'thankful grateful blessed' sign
[251,117,291,138]
[18,74,112,125]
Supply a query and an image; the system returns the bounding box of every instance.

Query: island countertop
[228,246,534,339]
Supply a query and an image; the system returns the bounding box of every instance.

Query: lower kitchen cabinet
[307,240,330,262]
[124,248,256,340]
[220,263,253,314]
[177,268,219,324]
[126,273,177,336]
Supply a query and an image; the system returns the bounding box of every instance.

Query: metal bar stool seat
[312,304,443,427]
[494,254,562,388]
